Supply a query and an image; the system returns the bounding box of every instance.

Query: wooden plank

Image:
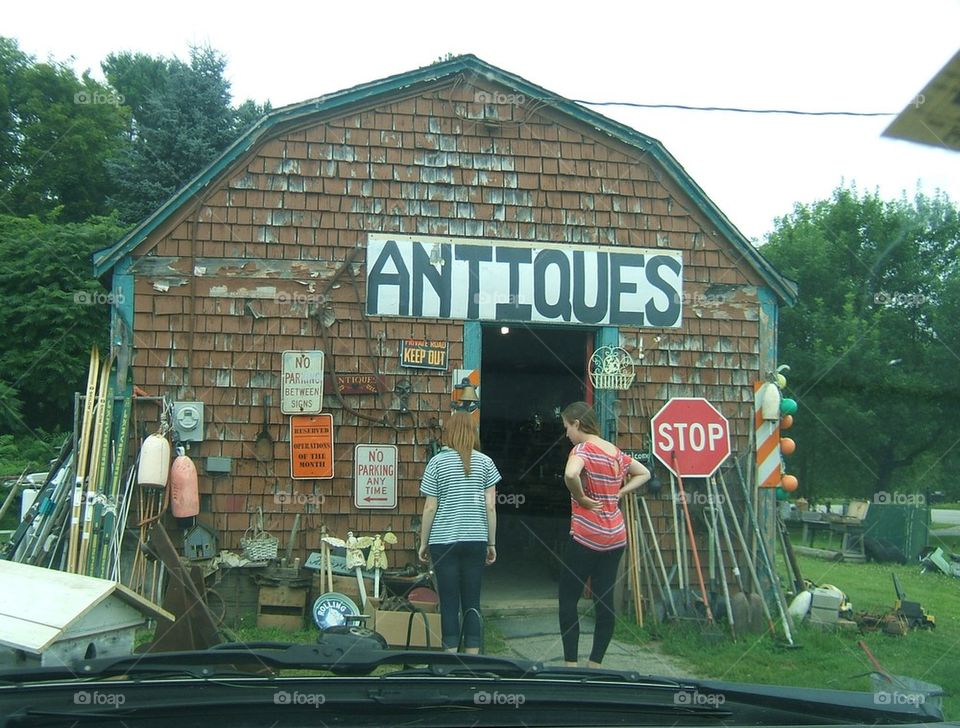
[0,614,61,653]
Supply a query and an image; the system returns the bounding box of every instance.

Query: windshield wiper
[0,643,545,682]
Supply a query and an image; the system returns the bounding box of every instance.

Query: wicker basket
[241,508,278,562]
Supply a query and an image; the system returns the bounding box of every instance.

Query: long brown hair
[442,411,480,475]
[561,401,601,435]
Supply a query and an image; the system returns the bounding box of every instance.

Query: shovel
[255,395,274,463]
[711,476,754,633]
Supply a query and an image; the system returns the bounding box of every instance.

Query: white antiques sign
[365,234,683,327]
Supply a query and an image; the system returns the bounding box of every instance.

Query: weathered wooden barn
[93,55,796,586]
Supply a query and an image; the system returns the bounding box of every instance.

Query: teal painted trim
[91,55,798,305]
[758,287,779,375]
[594,327,620,441]
[463,321,482,370]
[111,257,136,396]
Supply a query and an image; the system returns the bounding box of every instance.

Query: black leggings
[430,541,486,649]
[558,537,624,664]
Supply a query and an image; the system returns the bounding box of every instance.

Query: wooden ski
[93,395,131,578]
[67,346,100,573]
[77,356,113,574]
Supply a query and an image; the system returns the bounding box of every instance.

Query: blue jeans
[429,541,486,649]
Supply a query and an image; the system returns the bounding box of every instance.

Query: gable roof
[93,54,797,304]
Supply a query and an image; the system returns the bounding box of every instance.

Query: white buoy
[137,433,171,487]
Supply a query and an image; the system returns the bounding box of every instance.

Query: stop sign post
[651,398,731,478]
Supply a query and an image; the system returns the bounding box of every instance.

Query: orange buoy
[170,453,200,517]
[780,437,796,455]
[137,433,171,487]
[780,414,794,430]
[781,474,799,493]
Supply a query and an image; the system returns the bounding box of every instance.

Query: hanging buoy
[781,474,799,492]
[170,453,200,518]
[780,437,796,455]
[780,397,798,416]
[780,414,794,430]
[137,433,171,487]
[760,381,781,420]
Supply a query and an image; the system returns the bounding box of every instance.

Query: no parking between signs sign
[651,397,731,478]
[355,444,397,509]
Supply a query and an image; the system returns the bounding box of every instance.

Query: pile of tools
[623,453,799,646]
[2,346,171,602]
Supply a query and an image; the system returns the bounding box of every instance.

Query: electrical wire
[568,99,897,117]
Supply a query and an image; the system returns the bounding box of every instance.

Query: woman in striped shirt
[559,401,650,667]
[418,411,501,653]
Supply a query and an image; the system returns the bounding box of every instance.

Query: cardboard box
[313,573,371,606]
[370,602,443,649]
[408,599,438,614]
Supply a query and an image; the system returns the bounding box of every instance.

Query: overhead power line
[569,99,897,117]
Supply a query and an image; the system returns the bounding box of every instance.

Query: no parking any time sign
[354,444,397,509]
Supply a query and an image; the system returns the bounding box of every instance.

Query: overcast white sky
[5,0,959,241]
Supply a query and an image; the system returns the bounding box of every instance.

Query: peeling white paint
[208,285,280,299]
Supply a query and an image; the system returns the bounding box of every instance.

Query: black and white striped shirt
[420,447,501,544]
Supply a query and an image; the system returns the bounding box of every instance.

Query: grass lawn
[610,545,960,720]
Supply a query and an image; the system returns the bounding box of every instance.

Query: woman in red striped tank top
[559,401,650,668]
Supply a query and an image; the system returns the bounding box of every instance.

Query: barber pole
[754,381,782,487]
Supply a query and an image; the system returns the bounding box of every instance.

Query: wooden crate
[257,585,308,630]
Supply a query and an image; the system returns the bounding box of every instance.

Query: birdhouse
[182,520,219,561]
[0,561,173,669]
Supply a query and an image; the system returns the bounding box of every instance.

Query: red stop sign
[651,398,730,477]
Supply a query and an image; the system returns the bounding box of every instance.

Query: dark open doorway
[479,325,592,605]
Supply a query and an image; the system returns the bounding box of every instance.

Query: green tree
[104,45,270,225]
[0,214,126,433]
[761,187,960,501]
[0,37,129,221]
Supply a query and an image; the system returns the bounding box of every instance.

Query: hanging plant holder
[588,346,636,390]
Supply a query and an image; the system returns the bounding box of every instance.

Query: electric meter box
[173,401,205,443]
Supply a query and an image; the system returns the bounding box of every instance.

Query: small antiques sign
[324,374,384,395]
[400,339,448,370]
